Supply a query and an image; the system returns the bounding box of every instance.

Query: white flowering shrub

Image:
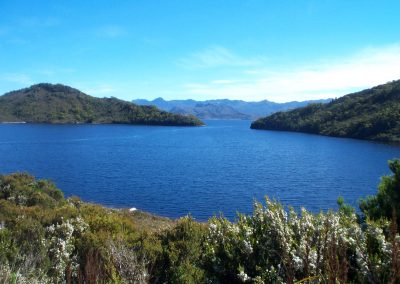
[205,197,400,283]
[2,168,400,283]
[46,217,88,283]
[108,239,149,283]
[352,219,397,283]
[0,262,51,284]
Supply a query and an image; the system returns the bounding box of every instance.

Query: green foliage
[337,196,355,216]
[0,83,204,126]
[205,199,399,283]
[251,80,400,143]
[0,173,64,208]
[360,159,400,225]
[1,163,400,283]
[0,173,147,282]
[155,216,207,283]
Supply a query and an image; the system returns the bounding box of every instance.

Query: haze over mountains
[0,84,203,126]
[133,98,332,120]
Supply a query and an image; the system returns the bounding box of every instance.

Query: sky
[1,1,400,103]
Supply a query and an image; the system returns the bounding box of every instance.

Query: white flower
[243,240,253,254]
[238,270,251,282]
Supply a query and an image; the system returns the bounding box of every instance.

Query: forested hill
[0,83,203,126]
[251,80,400,143]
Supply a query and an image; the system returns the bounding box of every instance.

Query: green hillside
[251,80,400,143]
[0,83,203,126]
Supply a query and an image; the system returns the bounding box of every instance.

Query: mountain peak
[153,97,165,102]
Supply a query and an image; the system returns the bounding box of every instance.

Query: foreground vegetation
[0,83,203,126]
[0,160,399,283]
[251,80,400,143]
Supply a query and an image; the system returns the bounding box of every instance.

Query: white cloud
[182,44,400,102]
[177,46,263,69]
[82,84,117,96]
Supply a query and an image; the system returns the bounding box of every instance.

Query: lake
[0,120,399,221]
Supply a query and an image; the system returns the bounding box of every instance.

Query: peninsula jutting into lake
[251,80,400,143]
[0,83,203,126]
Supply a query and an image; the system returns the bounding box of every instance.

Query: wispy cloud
[5,38,28,45]
[211,79,237,85]
[81,84,117,96]
[97,25,126,38]
[35,68,76,76]
[0,73,34,85]
[181,43,400,102]
[177,46,263,69]
[19,17,60,28]
[0,26,9,36]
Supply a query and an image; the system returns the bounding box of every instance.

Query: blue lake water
[0,120,399,221]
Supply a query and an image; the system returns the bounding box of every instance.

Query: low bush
[0,160,399,283]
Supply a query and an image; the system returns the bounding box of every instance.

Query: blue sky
[1,1,400,102]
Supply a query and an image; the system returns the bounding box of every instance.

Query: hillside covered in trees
[251,80,400,143]
[0,160,399,283]
[0,84,203,126]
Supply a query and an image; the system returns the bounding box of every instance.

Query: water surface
[0,120,399,220]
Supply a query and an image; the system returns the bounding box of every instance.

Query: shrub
[154,216,207,283]
[360,159,400,225]
[1,162,400,283]
[205,198,400,283]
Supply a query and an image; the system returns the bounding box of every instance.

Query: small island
[0,83,204,126]
[251,80,400,143]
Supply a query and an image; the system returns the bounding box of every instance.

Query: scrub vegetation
[0,159,399,283]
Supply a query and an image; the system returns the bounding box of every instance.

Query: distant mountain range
[251,80,400,143]
[133,98,332,120]
[0,84,203,126]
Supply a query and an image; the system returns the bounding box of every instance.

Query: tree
[360,159,400,224]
